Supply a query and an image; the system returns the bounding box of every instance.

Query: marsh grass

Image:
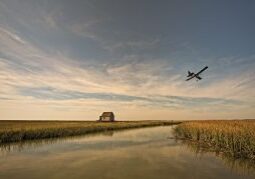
[0,120,179,144]
[175,120,255,161]
[181,139,255,175]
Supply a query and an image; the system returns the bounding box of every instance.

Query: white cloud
[102,38,160,52]
[69,19,103,40]
[0,26,254,120]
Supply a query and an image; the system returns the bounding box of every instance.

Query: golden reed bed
[0,120,179,144]
[175,120,255,160]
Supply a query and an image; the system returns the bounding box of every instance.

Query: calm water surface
[0,126,254,179]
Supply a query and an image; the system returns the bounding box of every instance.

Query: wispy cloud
[101,38,161,53]
[16,86,244,111]
[0,1,254,120]
[0,26,253,106]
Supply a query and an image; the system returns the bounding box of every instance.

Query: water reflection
[0,126,176,154]
[0,130,117,154]
[0,126,254,179]
[177,139,255,176]
[0,127,172,154]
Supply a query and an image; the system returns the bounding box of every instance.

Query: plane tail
[187,71,193,77]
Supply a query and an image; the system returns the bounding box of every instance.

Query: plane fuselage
[186,66,208,81]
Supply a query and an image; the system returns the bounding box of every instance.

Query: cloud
[0,26,254,105]
[69,19,105,40]
[69,18,161,55]
[0,0,254,120]
[101,38,160,53]
[15,86,244,111]
[0,27,26,44]
[18,87,147,102]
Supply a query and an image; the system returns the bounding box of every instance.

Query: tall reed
[0,120,179,143]
[175,120,255,160]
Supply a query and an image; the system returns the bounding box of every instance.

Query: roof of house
[101,112,114,117]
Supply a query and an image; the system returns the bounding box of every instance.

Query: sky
[0,0,255,121]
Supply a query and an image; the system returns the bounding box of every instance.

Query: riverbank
[174,120,255,161]
[0,120,180,144]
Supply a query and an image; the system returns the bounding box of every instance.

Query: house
[99,112,115,122]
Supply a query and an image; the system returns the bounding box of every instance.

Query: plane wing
[196,76,202,80]
[196,66,208,75]
[186,76,195,81]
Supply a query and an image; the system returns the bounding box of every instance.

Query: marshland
[1,122,255,179]
[174,120,255,161]
[0,120,179,144]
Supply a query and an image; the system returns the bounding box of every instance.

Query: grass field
[0,120,179,144]
[175,120,255,160]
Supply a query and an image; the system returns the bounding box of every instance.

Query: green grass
[175,120,255,160]
[0,120,180,143]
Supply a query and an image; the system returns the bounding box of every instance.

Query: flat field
[0,120,179,144]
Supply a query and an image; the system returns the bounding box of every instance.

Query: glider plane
[186,66,208,81]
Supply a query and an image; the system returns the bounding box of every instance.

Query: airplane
[186,66,208,81]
